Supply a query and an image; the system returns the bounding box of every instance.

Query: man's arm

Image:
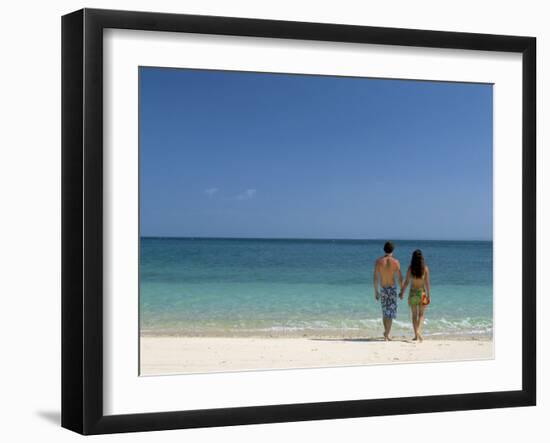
[396,260,404,299]
[400,267,410,299]
[373,260,380,300]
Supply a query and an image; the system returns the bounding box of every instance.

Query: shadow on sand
[309,337,414,344]
[35,410,61,426]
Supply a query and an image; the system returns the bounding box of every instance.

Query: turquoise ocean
[140,238,493,338]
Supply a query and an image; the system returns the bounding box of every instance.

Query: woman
[400,249,431,342]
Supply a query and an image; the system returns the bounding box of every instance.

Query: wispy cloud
[204,187,219,197]
[235,189,257,200]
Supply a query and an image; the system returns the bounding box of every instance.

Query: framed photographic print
[61,8,536,435]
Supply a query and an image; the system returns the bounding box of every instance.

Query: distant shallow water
[140,238,493,338]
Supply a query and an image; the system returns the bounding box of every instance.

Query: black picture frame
[61,8,536,435]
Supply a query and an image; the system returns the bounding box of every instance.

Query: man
[373,241,403,341]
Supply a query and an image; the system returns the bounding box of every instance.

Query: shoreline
[140,335,494,376]
[140,330,493,340]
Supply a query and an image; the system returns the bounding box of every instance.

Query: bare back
[376,256,401,287]
[407,265,430,292]
[410,271,425,289]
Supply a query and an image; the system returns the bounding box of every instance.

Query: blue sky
[140,67,493,240]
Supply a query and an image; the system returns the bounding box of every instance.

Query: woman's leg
[409,298,416,339]
[411,305,419,340]
[417,305,426,342]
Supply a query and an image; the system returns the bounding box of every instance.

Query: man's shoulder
[375,256,400,268]
[381,255,399,264]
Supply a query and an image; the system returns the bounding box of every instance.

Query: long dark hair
[410,249,425,278]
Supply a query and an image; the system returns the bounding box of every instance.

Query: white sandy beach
[140,336,493,375]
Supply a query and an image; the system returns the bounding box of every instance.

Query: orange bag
[422,292,430,306]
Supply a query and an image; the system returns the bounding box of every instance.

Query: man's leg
[383,317,393,340]
[386,289,396,340]
[381,290,388,339]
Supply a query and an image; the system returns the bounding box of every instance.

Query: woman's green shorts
[409,289,423,306]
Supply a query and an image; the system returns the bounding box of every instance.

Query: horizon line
[139,235,493,242]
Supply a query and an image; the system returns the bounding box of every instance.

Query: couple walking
[373,241,431,342]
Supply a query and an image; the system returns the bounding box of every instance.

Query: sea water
[140,238,492,338]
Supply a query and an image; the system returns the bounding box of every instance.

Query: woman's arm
[425,265,431,300]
